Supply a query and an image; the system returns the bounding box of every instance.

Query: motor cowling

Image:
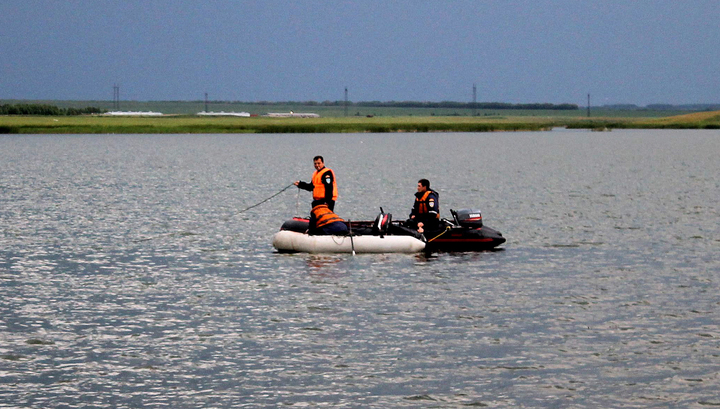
[372,212,392,236]
[454,209,483,228]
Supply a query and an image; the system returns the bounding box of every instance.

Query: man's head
[417,178,430,193]
[313,156,325,171]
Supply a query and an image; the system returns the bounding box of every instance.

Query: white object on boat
[272,230,425,254]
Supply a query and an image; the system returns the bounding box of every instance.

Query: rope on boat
[426,225,452,242]
[331,235,349,245]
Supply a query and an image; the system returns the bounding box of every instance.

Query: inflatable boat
[272,230,426,253]
[422,209,506,252]
[272,208,505,254]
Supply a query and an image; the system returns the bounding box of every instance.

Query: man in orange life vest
[308,203,349,236]
[408,178,439,233]
[294,156,338,211]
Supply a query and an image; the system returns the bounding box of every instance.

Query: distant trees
[0,104,106,115]
[247,100,579,110]
[601,103,720,111]
[352,101,579,110]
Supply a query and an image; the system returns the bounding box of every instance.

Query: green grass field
[0,115,558,134]
[1,100,718,134]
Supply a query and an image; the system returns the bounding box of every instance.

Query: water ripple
[1,132,719,407]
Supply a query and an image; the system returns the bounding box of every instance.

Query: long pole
[587,93,591,117]
[113,84,120,110]
[348,219,355,256]
[472,83,477,116]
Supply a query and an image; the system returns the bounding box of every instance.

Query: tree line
[354,101,579,110]
[244,100,579,110]
[0,104,106,116]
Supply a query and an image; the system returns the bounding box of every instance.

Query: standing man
[408,178,439,233]
[294,155,338,211]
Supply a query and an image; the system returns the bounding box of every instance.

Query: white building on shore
[101,111,164,116]
[264,111,320,118]
[196,111,251,117]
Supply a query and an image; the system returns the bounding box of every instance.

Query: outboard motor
[452,209,483,228]
[372,211,392,237]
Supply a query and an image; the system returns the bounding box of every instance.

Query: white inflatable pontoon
[272,230,426,254]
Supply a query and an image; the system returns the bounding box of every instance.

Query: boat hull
[424,225,506,252]
[273,230,426,254]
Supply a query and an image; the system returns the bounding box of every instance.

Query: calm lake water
[1,130,719,408]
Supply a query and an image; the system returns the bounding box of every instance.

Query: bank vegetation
[1,109,718,134]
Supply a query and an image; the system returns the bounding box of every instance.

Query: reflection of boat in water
[272,208,506,254]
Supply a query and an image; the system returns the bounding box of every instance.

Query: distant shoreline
[1,111,718,134]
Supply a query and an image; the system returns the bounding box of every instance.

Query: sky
[1,0,718,106]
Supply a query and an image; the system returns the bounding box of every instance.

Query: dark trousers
[320,220,348,235]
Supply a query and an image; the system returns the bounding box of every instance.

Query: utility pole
[113,84,120,111]
[472,83,477,116]
[204,92,209,113]
[587,93,591,117]
[344,87,348,117]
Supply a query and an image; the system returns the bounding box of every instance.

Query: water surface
[1,130,719,407]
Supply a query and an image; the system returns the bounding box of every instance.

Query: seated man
[408,178,440,233]
[308,203,349,236]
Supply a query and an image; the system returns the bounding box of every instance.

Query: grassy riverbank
[0,115,559,134]
[1,111,718,134]
[632,110,720,129]
[563,110,720,130]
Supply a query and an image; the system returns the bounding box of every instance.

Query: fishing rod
[135,183,296,242]
[227,183,295,219]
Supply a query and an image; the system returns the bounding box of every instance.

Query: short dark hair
[418,179,430,188]
[313,155,324,162]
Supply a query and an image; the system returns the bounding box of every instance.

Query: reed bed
[1,111,717,134]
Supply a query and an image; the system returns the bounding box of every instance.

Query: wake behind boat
[272,208,505,254]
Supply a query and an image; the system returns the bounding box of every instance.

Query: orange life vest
[312,204,344,228]
[311,167,338,201]
[415,190,439,219]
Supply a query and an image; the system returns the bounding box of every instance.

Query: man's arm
[296,181,313,191]
[409,203,418,219]
[427,191,439,217]
[322,171,335,202]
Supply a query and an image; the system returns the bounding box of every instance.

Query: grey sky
[1,0,718,106]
